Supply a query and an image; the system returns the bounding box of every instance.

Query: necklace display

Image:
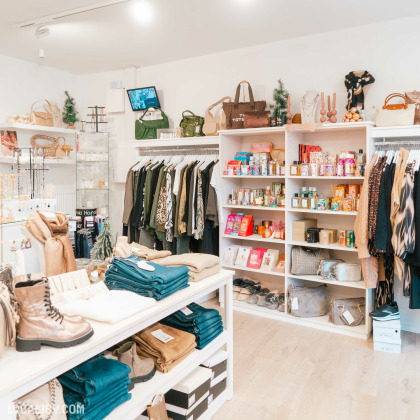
[301,91,319,124]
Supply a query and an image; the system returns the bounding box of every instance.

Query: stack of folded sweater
[152,253,220,282]
[161,303,223,350]
[132,323,196,373]
[105,255,189,300]
[58,355,131,420]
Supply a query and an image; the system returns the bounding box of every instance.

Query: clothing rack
[375,138,420,147]
[138,146,219,156]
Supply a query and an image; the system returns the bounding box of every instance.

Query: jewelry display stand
[301,90,319,124]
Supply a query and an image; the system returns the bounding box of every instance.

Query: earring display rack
[219,122,376,340]
[0,270,234,420]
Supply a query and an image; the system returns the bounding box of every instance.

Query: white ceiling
[0,0,420,74]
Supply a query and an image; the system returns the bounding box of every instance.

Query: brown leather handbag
[223,81,266,129]
[244,110,270,129]
[405,91,420,124]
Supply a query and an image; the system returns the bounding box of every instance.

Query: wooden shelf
[222,264,285,277]
[288,176,364,180]
[233,301,369,339]
[107,333,227,420]
[287,273,367,289]
[222,175,285,179]
[288,240,357,252]
[287,208,357,216]
[223,205,285,211]
[130,136,219,148]
[0,271,234,418]
[0,122,75,134]
[221,234,285,244]
[0,156,75,165]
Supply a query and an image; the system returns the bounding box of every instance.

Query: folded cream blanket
[152,253,220,273]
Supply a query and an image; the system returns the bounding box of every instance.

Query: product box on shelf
[165,366,212,410]
[373,319,401,345]
[292,218,317,242]
[247,248,267,269]
[200,349,228,381]
[209,371,227,404]
[238,214,253,237]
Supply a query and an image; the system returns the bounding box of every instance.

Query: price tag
[181,307,193,316]
[292,297,299,310]
[342,310,355,325]
[68,220,77,232]
[151,329,174,343]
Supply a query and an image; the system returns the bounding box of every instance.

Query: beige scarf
[26,211,77,276]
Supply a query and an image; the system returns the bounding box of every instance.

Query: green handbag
[135,106,169,140]
[179,110,205,137]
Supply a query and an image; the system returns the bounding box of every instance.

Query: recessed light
[132,1,152,23]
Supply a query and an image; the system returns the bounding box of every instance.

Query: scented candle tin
[324,164,336,176]
[251,165,260,176]
[261,163,268,176]
[310,163,319,176]
[241,165,250,176]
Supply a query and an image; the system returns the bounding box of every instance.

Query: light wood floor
[210,303,420,420]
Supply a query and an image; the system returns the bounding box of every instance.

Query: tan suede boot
[147,394,173,420]
[114,236,131,257]
[15,279,94,352]
[117,341,156,389]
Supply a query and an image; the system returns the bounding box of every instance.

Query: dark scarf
[344,71,375,110]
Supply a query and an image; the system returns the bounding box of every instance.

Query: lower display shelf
[107,333,227,420]
[233,301,369,339]
[288,240,358,253]
[287,273,367,289]
[221,234,285,244]
[222,264,285,277]
[199,390,228,420]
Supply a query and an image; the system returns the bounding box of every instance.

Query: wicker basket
[30,135,59,158]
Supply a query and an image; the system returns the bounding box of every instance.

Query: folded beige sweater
[188,264,221,282]
[130,243,172,261]
[152,253,220,272]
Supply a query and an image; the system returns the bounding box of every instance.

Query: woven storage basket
[30,135,59,158]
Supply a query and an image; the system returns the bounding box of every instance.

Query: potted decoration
[62,91,79,128]
[270,79,289,126]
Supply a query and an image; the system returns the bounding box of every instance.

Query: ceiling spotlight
[35,25,50,38]
[132,1,152,23]
[38,48,45,59]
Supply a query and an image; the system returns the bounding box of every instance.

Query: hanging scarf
[344,71,375,110]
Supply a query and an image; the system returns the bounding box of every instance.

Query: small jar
[275,161,281,176]
[301,195,310,209]
[291,193,301,208]
[342,195,354,211]
[280,161,286,176]
[290,161,300,176]
[300,163,309,177]
[337,159,344,177]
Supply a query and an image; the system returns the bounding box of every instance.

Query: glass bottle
[290,161,300,176]
[291,193,301,208]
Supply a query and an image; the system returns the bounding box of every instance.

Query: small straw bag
[31,100,54,127]
[30,135,59,158]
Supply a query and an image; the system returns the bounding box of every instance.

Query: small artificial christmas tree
[62,91,79,127]
[270,79,289,121]
[90,218,114,260]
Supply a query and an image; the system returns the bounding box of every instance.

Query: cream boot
[15,278,93,352]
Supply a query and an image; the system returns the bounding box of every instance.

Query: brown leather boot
[147,394,173,420]
[117,341,156,389]
[15,278,94,352]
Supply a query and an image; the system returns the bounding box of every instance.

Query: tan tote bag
[31,100,54,127]
[203,96,232,136]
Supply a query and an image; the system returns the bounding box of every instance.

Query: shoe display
[369,302,400,321]
[117,341,156,389]
[14,278,94,352]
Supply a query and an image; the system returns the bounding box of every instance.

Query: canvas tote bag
[203,96,232,136]
[223,81,266,129]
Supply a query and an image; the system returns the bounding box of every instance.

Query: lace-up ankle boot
[14,278,94,352]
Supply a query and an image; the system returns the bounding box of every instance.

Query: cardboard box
[374,341,401,354]
[165,366,212,409]
[319,229,337,244]
[373,319,401,344]
[200,349,227,380]
[292,219,317,241]
[166,392,209,420]
[208,371,228,405]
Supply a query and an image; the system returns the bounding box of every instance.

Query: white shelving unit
[0,122,76,134]
[219,122,375,340]
[130,136,219,148]
[0,270,234,419]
